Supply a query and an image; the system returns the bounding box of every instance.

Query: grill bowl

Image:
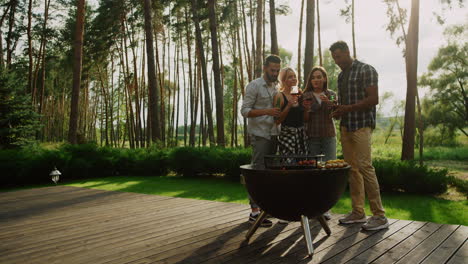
[240,164,350,221]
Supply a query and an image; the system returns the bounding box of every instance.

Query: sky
[273,0,467,114]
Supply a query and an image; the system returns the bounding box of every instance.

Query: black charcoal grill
[240,155,350,257]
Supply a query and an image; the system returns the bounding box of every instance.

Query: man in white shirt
[241,55,282,227]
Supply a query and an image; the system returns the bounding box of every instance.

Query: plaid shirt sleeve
[362,64,378,89]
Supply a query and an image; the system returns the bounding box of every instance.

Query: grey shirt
[241,77,279,139]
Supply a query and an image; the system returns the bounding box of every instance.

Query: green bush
[168,147,209,176]
[131,147,168,176]
[0,143,169,187]
[0,145,452,195]
[374,159,449,195]
[168,147,250,178]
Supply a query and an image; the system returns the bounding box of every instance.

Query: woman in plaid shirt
[302,66,337,220]
[303,66,337,162]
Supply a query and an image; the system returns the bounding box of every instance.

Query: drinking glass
[303,92,313,112]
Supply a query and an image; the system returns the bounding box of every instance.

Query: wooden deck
[0,186,466,264]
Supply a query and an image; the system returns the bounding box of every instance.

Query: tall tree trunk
[160,34,166,145]
[254,0,263,78]
[124,77,134,148]
[401,0,419,160]
[68,0,86,144]
[139,42,146,148]
[240,0,252,82]
[184,8,196,147]
[192,54,200,147]
[394,0,424,164]
[38,0,51,117]
[175,39,181,147]
[181,41,188,146]
[249,0,256,79]
[127,22,142,148]
[316,0,322,66]
[122,25,136,148]
[5,0,17,69]
[154,28,163,141]
[27,0,33,93]
[32,38,44,107]
[236,2,249,146]
[269,0,278,55]
[191,0,215,146]
[232,30,239,147]
[208,0,225,147]
[143,0,161,143]
[303,0,315,83]
[416,88,423,165]
[262,0,266,59]
[198,61,204,147]
[297,0,305,86]
[0,5,12,70]
[110,59,116,147]
[166,29,171,146]
[97,66,110,146]
[116,66,122,146]
[351,0,356,58]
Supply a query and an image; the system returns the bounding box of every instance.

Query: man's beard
[265,73,278,83]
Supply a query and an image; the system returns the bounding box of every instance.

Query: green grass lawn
[58,175,468,226]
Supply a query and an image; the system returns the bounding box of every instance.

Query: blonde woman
[274,67,307,158]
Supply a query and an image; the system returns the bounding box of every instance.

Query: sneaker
[249,213,273,227]
[323,211,332,220]
[361,216,389,231]
[338,212,367,224]
[278,219,289,224]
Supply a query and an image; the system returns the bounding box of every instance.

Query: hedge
[0,144,168,187]
[168,147,250,178]
[0,144,455,195]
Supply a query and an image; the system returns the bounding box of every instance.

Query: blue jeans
[307,137,337,161]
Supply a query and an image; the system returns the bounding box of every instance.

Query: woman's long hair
[304,66,328,93]
[278,67,297,91]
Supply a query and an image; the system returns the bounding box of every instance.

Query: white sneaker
[278,219,289,224]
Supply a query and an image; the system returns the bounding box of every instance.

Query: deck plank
[336,221,426,264]
[446,238,467,264]
[370,222,442,264]
[420,225,468,264]
[0,186,465,264]
[394,224,459,264]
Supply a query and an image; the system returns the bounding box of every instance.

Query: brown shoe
[338,212,366,224]
[362,216,389,231]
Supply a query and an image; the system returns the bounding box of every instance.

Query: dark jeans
[307,137,337,161]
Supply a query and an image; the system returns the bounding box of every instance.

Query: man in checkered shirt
[330,41,389,231]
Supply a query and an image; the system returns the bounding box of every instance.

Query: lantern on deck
[50,167,61,185]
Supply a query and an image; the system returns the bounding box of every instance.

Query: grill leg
[317,215,332,236]
[245,211,267,241]
[301,215,314,257]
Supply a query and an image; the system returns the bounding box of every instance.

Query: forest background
[0,0,467,195]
